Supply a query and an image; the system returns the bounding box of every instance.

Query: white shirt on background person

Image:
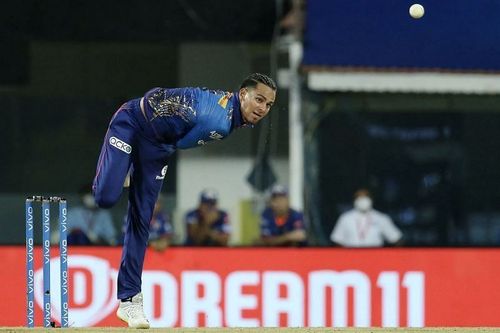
[330,208,402,247]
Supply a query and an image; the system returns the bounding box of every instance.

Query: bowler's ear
[239,87,247,100]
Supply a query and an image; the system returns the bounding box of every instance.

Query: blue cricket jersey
[143,87,249,147]
[261,207,307,246]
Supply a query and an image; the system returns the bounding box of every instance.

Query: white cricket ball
[409,4,425,19]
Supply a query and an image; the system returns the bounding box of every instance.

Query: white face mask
[82,194,97,209]
[354,196,372,212]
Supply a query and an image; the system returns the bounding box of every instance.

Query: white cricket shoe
[116,292,150,329]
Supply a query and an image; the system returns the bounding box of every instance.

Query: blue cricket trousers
[92,98,175,299]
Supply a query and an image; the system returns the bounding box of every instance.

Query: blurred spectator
[65,184,117,245]
[184,189,231,246]
[258,184,307,247]
[120,197,174,252]
[330,189,403,247]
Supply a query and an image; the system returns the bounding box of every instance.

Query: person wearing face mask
[330,189,402,247]
[91,73,277,328]
[63,184,117,246]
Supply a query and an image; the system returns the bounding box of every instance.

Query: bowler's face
[239,83,276,125]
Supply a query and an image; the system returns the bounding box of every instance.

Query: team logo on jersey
[209,131,224,140]
[217,93,233,109]
[156,165,168,180]
[109,137,132,154]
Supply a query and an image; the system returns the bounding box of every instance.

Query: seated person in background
[330,189,403,247]
[66,184,117,245]
[259,184,307,247]
[120,197,174,251]
[184,189,231,246]
[148,198,174,252]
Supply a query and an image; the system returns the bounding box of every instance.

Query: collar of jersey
[231,92,254,130]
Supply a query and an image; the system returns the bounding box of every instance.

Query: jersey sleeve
[260,209,274,237]
[291,211,306,230]
[157,213,173,236]
[163,220,174,235]
[144,87,198,143]
[185,210,199,225]
[219,211,232,234]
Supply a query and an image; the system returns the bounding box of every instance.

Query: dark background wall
[306,93,500,246]
[0,0,288,244]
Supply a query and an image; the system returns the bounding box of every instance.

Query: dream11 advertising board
[1,247,499,327]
